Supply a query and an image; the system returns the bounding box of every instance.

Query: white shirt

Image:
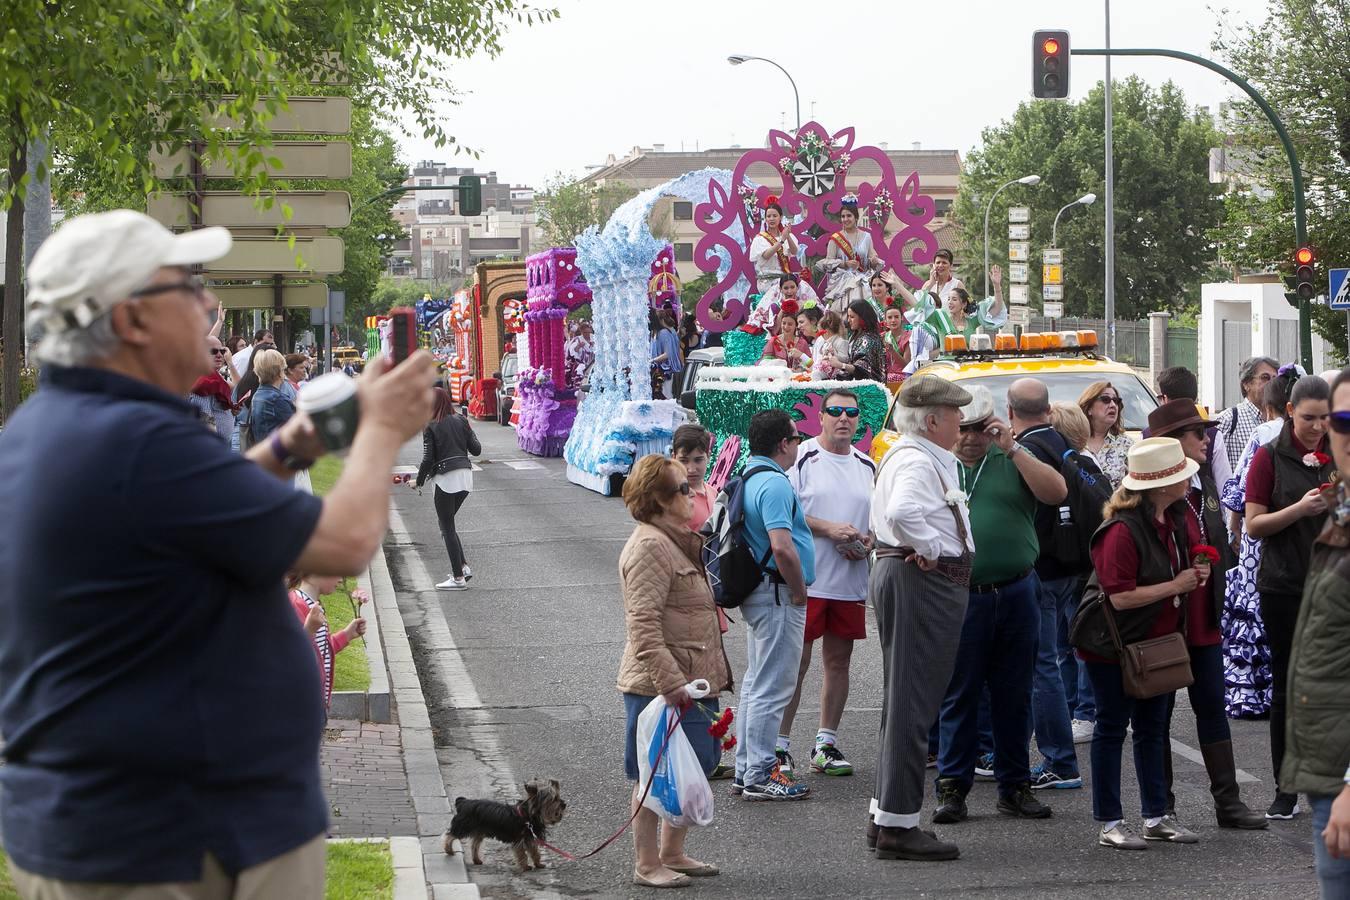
[871,434,974,561]
[788,437,876,601]
[232,345,254,377]
[434,468,473,494]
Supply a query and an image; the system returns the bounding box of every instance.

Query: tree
[0,0,555,421]
[535,174,640,247]
[953,76,1224,321]
[1209,0,1350,356]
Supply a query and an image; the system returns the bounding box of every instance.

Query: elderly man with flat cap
[866,374,974,862]
[1147,399,1268,832]
[0,211,436,896]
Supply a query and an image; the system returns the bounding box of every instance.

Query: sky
[394,0,1276,188]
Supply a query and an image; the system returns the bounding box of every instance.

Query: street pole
[1052,194,1097,247]
[727,55,801,131]
[1072,45,1312,370]
[1104,0,1116,359]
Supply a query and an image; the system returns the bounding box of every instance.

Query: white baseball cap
[26,210,231,334]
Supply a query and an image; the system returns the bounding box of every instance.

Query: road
[387,421,1320,899]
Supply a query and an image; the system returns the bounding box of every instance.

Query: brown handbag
[1099,599,1194,700]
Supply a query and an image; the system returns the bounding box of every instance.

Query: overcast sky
[395,0,1274,188]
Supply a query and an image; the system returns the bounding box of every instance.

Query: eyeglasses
[824,405,860,419]
[131,274,207,301]
[1098,395,1123,407]
[1329,411,1350,434]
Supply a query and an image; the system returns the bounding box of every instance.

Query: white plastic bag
[636,679,716,827]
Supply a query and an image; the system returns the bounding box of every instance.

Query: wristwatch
[269,432,316,471]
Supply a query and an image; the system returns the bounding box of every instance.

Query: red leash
[533,706,687,862]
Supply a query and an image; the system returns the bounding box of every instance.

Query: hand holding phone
[388,307,417,366]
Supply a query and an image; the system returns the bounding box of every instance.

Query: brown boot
[874,825,960,861]
[1200,740,1268,830]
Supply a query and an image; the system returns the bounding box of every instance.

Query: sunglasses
[209,347,228,355]
[1330,411,1350,434]
[959,421,987,433]
[825,405,860,419]
[1098,395,1123,407]
[672,481,692,496]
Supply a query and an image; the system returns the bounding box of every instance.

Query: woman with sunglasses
[1078,382,1135,490]
[1244,374,1333,820]
[617,454,730,888]
[188,335,241,441]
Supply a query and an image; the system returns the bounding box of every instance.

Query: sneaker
[730,777,743,796]
[436,577,468,591]
[1143,815,1199,844]
[1071,719,1095,744]
[811,743,854,776]
[1266,792,1300,820]
[708,762,734,781]
[462,564,472,581]
[741,767,810,801]
[1030,763,1082,790]
[997,783,1053,819]
[775,749,796,779]
[932,778,968,824]
[1098,822,1148,850]
[974,752,994,779]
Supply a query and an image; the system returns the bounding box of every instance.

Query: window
[674,243,694,262]
[673,201,693,221]
[418,178,432,186]
[935,199,953,215]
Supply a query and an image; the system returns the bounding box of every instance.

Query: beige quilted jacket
[616,521,732,697]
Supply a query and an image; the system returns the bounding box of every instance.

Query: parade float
[515,248,593,456]
[562,123,941,493]
[463,260,527,421]
[435,289,476,403]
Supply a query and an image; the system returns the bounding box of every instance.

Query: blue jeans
[622,693,720,781]
[735,580,807,787]
[1032,575,1081,778]
[1312,794,1350,899]
[937,572,1041,794]
[1085,660,1171,822]
[1058,578,1095,721]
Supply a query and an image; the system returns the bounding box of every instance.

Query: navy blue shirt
[0,366,327,882]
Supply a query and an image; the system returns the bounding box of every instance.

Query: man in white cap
[0,211,435,895]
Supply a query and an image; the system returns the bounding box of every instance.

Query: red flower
[1315,451,1332,466]
[764,194,780,208]
[707,707,734,739]
[721,736,737,752]
[781,298,800,316]
[1191,544,1220,565]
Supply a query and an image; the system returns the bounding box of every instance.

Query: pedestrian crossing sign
[1330,268,1350,310]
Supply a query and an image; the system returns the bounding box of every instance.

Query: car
[677,346,725,423]
[495,352,520,426]
[870,338,1159,464]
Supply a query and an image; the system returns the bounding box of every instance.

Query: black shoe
[931,778,968,824]
[997,783,1053,819]
[868,816,935,850]
[1266,792,1300,820]
[874,826,960,861]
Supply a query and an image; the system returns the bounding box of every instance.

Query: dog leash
[531,706,687,862]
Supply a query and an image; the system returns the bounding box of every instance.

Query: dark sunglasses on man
[1329,411,1350,434]
[825,405,861,419]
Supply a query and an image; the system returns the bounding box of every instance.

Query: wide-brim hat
[1147,399,1216,438]
[898,373,972,409]
[1120,437,1200,491]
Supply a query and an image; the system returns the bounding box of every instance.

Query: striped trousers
[870,555,969,828]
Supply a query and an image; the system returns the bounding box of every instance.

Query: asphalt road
[388,421,1321,900]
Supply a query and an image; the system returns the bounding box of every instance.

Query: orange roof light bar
[1076,330,1099,348]
[994,334,1018,351]
[944,335,969,353]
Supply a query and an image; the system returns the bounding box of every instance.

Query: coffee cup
[298,372,360,454]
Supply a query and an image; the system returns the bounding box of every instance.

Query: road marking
[1170,737,1260,784]
[501,460,544,470]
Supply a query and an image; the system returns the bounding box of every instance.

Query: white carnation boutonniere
[944,488,967,507]
[1302,451,1331,468]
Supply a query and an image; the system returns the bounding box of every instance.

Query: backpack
[699,465,794,608]
[1023,433,1112,572]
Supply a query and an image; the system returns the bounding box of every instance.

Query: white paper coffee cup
[298,372,360,454]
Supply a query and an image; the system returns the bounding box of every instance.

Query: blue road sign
[1331,268,1350,310]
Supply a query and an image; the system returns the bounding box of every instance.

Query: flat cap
[898,373,973,409]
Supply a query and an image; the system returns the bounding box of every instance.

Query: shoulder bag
[1098,592,1193,700]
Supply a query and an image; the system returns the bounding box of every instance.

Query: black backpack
[699,466,793,608]
[1023,434,1112,572]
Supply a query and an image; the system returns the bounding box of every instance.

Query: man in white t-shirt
[780,388,876,778]
[233,329,273,377]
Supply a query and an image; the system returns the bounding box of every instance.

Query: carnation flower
[1303,451,1331,467]
[944,488,967,506]
[1191,545,1220,565]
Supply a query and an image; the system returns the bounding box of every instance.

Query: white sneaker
[436,577,469,591]
[1071,719,1095,744]
[462,565,472,581]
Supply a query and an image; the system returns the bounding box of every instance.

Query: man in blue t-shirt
[734,409,815,801]
[0,211,435,895]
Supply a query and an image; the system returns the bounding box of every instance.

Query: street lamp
[727,54,801,131]
[1051,193,1097,247]
[983,175,1041,296]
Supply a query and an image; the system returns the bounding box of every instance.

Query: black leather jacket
[415,415,482,487]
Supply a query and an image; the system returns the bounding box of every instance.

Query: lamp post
[983,175,1041,296]
[1052,193,1097,247]
[727,54,801,131]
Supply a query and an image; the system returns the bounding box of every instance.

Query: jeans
[937,572,1041,794]
[1058,577,1095,721]
[735,580,807,787]
[1032,575,1081,778]
[623,693,721,781]
[1312,794,1350,899]
[434,488,469,578]
[1183,642,1231,746]
[1085,660,1171,822]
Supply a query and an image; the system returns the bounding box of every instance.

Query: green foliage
[679,272,717,313]
[1209,0,1350,352]
[953,76,1224,321]
[535,174,639,247]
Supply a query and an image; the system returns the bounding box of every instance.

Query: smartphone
[388,307,417,366]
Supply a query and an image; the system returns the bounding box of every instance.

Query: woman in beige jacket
[618,454,732,889]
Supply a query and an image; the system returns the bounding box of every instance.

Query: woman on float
[749,196,801,296]
[836,300,885,382]
[886,265,1006,366]
[820,195,882,311]
[879,285,910,385]
[923,249,966,303]
[762,308,810,370]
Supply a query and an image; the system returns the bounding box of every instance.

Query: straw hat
[1120,437,1199,491]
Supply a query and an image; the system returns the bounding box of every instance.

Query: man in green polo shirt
[932,385,1068,826]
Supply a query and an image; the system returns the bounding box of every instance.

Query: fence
[1021,315,1198,379]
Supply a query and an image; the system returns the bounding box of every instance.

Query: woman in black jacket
[416,388,482,591]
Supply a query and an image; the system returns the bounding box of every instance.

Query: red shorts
[804,598,868,642]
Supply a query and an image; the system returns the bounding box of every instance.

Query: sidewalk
[322,719,418,838]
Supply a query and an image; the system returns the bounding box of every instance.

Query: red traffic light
[1042,38,1060,55]
[1296,246,1314,265]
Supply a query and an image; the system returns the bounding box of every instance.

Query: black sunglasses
[1098,395,1123,407]
[824,405,860,419]
[1329,411,1350,434]
[672,481,691,496]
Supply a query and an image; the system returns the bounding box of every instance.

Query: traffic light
[1032,30,1070,99]
[458,174,482,217]
[1284,245,1317,306]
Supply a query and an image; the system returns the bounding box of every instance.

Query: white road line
[1170,737,1260,784]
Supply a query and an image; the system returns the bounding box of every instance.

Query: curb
[369,535,480,899]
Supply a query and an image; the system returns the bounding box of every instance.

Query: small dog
[443,779,567,872]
